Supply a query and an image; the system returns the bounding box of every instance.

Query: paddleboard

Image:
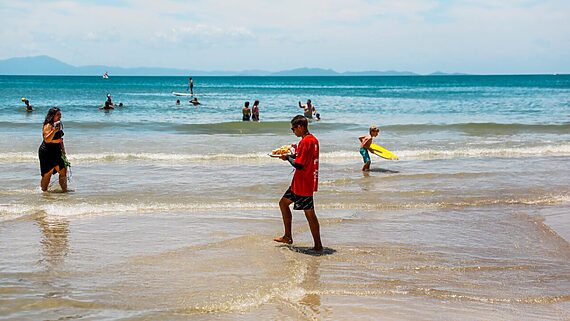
[369,143,399,160]
[172,92,193,96]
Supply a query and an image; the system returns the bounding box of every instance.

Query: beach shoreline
[1,75,569,319]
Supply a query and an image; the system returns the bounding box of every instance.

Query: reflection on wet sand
[34,212,69,269]
[282,245,336,318]
[299,255,322,316]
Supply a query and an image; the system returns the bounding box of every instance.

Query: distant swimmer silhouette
[22,97,34,112]
[189,97,201,106]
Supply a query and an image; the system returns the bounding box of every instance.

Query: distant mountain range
[0,55,467,76]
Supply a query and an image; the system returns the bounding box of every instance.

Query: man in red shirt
[274,115,323,252]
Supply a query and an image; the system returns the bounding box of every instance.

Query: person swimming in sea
[104,94,114,109]
[22,97,34,112]
[101,101,114,110]
[190,97,201,106]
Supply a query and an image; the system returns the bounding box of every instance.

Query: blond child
[358,125,380,171]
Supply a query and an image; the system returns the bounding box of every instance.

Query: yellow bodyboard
[369,143,399,160]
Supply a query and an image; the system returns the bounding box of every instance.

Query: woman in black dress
[38,107,67,192]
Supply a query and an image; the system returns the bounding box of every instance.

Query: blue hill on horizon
[0,55,470,76]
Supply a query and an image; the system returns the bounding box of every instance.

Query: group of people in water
[176,97,201,106]
[22,95,123,112]
[240,99,320,122]
[34,94,385,252]
[18,73,393,255]
[101,93,123,110]
[242,100,260,121]
[35,106,326,251]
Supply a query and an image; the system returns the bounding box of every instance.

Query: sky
[0,0,569,74]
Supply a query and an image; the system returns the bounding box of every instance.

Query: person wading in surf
[358,125,380,171]
[274,115,323,252]
[38,107,68,192]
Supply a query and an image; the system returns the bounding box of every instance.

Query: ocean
[1,75,569,320]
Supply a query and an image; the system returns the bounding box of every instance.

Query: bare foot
[273,235,293,244]
[313,246,323,252]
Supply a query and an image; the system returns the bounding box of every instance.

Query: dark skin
[274,124,323,252]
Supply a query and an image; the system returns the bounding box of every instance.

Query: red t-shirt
[291,133,319,196]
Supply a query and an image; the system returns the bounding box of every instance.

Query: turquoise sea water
[1,75,569,320]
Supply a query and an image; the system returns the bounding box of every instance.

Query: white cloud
[0,0,568,73]
[153,24,254,44]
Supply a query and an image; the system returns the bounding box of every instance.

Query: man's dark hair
[245,101,250,107]
[291,115,308,128]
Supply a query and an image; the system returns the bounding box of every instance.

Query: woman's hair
[253,100,259,106]
[44,107,61,125]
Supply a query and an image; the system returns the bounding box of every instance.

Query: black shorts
[282,187,314,210]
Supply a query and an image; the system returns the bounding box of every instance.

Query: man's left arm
[286,154,303,169]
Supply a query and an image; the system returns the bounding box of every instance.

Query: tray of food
[269,145,294,158]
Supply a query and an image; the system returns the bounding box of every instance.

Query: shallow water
[1,75,569,320]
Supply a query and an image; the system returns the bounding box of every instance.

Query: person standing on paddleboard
[274,115,323,252]
[358,125,380,171]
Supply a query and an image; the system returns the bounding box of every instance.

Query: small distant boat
[103,72,109,79]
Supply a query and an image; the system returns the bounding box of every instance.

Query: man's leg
[304,209,323,251]
[274,197,294,244]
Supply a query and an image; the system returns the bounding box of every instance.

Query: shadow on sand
[279,245,337,256]
[368,168,399,173]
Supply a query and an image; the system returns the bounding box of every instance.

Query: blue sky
[1,0,569,74]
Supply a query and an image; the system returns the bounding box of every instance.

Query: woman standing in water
[252,100,260,121]
[38,107,67,192]
[242,101,251,121]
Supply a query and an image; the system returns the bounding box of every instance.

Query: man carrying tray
[274,115,323,252]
